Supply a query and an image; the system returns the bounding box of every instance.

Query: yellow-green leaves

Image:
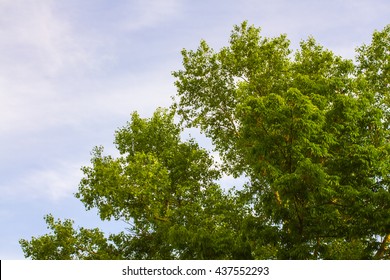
[19,214,120,260]
[20,22,390,260]
[173,23,390,259]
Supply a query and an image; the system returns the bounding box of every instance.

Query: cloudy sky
[0,0,389,259]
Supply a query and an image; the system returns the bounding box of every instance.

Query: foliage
[19,214,121,260]
[21,109,249,259]
[20,22,390,259]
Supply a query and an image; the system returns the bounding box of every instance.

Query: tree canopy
[20,22,390,259]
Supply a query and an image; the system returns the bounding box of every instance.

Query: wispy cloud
[0,0,178,204]
[4,160,83,201]
[0,0,180,136]
[0,0,90,135]
[0,0,89,76]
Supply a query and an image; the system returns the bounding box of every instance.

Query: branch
[154,215,170,222]
[219,105,240,137]
[374,233,390,259]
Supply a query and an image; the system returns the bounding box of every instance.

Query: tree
[20,109,250,260]
[20,22,390,259]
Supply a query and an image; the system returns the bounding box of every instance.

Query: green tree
[20,22,390,259]
[173,22,390,259]
[20,108,249,260]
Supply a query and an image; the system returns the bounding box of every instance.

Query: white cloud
[4,160,83,201]
[0,0,180,137]
[0,0,89,76]
[0,0,92,135]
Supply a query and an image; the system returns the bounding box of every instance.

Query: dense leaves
[20,22,390,259]
[21,109,248,259]
[173,22,390,259]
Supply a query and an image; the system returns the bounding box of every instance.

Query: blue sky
[0,0,389,259]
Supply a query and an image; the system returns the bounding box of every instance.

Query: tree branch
[374,233,390,259]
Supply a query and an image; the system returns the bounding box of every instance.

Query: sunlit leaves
[19,214,121,260]
[20,22,390,260]
[173,22,390,259]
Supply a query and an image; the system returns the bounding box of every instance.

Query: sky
[0,0,389,259]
